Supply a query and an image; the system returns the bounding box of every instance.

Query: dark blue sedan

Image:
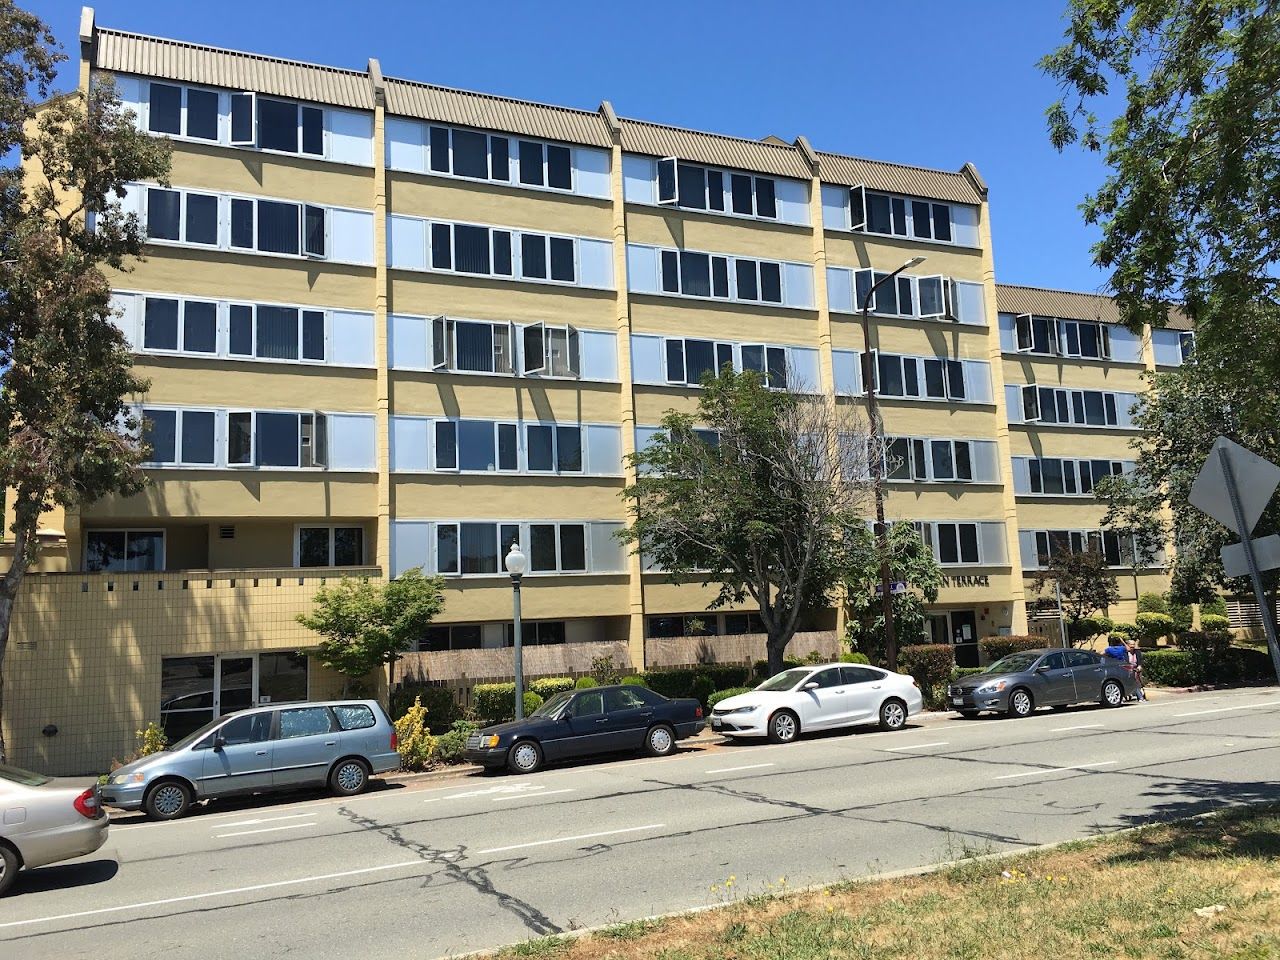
[464,685,704,774]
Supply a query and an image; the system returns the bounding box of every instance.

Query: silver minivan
[100,700,400,820]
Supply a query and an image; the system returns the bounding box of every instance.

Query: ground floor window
[159,651,308,742]
[646,612,765,639]
[85,529,164,572]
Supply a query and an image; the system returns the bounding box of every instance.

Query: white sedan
[709,663,924,743]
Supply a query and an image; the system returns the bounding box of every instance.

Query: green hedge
[752,657,806,681]
[1200,614,1230,633]
[642,665,751,701]
[433,719,478,764]
[472,684,543,724]
[575,676,598,689]
[839,652,871,664]
[979,636,1044,661]
[1142,646,1274,687]
[621,675,647,686]
[899,644,955,707]
[390,683,460,730]
[1137,612,1176,646]
[707,687,753,708]
[529,676,575,699]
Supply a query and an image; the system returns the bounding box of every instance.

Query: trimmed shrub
[390,683,460,731]
[1141,650,1199,686]
[575,676,598,689]
[1168,600,1193,633]
[1229,646,1273,681]
[529,676,574,699]
[752,657,805,681]
[1202,595,1228,618]
[802,650,824,664]
[1177,630,1232,682]
[1109,622,1140,644]
[472,682,537,725]
[1136,612,1176,647]
[1138,593,1169,614]
[839,652,871,665]
[621,675,646,686]
[1201,614,1231,634]
[979,636,1043,662]
[433,719,478,764]
[394,697,436,771]
[691,674,716,706]
[898,643,955,704]
[952,667,987,681]
[523,691,543,716]
[643,665,752,699]
[707,687,753,708]
[1069,615,1113,646]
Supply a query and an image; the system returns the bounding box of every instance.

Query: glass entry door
[160,652,309,741]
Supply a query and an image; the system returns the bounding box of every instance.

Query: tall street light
[861,255,927,671]
[505,542,528,719]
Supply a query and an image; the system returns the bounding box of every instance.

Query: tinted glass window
[735,260,758,300]
[333,527,363,566]
[866,193,893,234]
[144,409,177,462]
[521,234,547,278]
[256,412,300,467]
[760,262,782,302]
[810,668,842,689]
[332,704,376,730]
[277,707,334,739]
[492,230,512,275]
[529,523,556,571]
[570,692,604,717]
[219,712,271,745]
[431,223,452,270]
[841,666,881,684]
[186,88,218,140]
[549,237,575,281]
[229,305,253,355]
[559,524,586,571]
[257,98,298,152]
[301,106,323,155]
[230,198,254,248]
[302,310,325,361]
[451,129,488,179]
[429,126,450,172]
[489,136,509,180]
[184,193,218,245]
[459,522,498,574]
[148,83,182,134]
[730,173,753,215]
[454,224,491,274]
[680,251,711,297]
[181,411,216,463]
[547,144,572,190]
[526,424,553,471]
[144,297,179,350]
[1041,652,1066,670]
[1067,650,1099,668]
[678,164,707,209]
[755,177,776,218]
[257,201,300,255]
[556,426,582,472]
[183,301,217,353]
[256,306,299,360]
[228,412,252,464]
[605,687,646,711]
[518,140,544,186]
[147,189,181,241]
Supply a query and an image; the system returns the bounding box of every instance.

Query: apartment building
[1,9,1187,773]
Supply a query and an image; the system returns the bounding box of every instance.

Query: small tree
[0,5,172,761]
[622,369,875,675]
[1032,549,1121,646]
[843,521,943,665]
[297,568,445,695]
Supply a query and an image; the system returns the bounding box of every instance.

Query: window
[249,98,323,156]
[528,523,587,572]
[148,82,219,141]
[1018,386,1131,427]
[142,408,216,466]
[434,420,518,472]
[501,620,567,646]
[664,337,735,386]
[278,707,334,739]
[217,712,272,745]
[656,248,788,304]
[297,526,365,567]
[1020,457,1127,496]
[915,521,1002,567]
[332,704,376,730]
[433,522,520,575]
[525,424,583,473]
[1179,331,1196,362]
[1024,528,1140,570]
[1015,315,1112,360]
[85,530,163,572]
[522,323,580,377]
[874,353,969,401]
[671,161,778,219]
[226,411,327,468]
[857,189,953,242]
[432,317,514,375]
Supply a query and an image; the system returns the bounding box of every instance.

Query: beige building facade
[2,10,1190,773]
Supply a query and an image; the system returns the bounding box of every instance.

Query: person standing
[1125,638,1147,702]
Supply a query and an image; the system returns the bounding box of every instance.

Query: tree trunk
[0,590,12,764]
[0,518,33,765]
[766,631,792,677]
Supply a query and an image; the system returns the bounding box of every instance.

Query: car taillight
[390,731,398,751]
[74,787,102,820]
[695,706,703,719]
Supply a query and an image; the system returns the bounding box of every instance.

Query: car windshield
[756,668,813,692]
[530,691,572,717]
[166,716,228,751]
[0,762,51,786]
[983,653,1042,675]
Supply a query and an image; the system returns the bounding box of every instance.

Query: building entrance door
[160,652,309,742]
[925,610,981,668]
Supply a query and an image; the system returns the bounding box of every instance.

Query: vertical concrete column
[977,199,1029,634]
[601,107,646,670]
[370,67,392,578]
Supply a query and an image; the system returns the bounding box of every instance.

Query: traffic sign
[1190,436,1280,534]
[1221,534,1280,578]
[874,581,907,596]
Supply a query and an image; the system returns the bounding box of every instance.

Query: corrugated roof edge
[383,74,607,124]
[995,282,1194,330]
[617,114,806,155]
[816,148,985,203]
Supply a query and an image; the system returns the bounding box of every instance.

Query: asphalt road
[2,686,1278,959]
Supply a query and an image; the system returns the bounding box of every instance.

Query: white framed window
[1014,314,1112,359]
[396,418,621,476]
[141,407,218,467]
[418,520,623,578]
[885,437,998,484]
[1019,528,1155,570]
[295,525,367,567]
[84,529,165,572]
[1012,456,1132,496]
[630,244,811,309]
[146,81,219,142]
[874,352,985,403]
[862,191,953,242]
[914,520,1007,567]
[390,314,616,380]
[1010,385,1138,428]
[140,296,218,354]
[522,324,580,377]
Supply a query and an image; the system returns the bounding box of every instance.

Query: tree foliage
[843,520,943,665]
[1032,547,1122,645]
[297,569,446,693]
[0,3,172,761]
[621,369,875,674]
[1042,1,1280,376]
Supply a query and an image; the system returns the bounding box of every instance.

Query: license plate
[952,697,963,706]
[711,719,722,729]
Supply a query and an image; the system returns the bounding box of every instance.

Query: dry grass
[493,804,1280,960]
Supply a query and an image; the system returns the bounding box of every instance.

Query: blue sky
[31,0,1112,292]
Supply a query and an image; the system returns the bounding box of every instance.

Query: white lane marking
[1174,698,1280,717]
[491,789,574,802]
[882,741,949,752]
[477,824,665,855]
[217,813,318,829]
[0,859,426,930]
[425,784,546,803]
[214,821,318,839]
[994,761,1118,781]
[705,762,776,774]
[1052,724,1105,732]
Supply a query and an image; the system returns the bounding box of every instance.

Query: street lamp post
[505,543,528,720]
[861,255,927,671]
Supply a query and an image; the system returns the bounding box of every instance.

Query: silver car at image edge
[101,700,401,820]
[1,763,109,896]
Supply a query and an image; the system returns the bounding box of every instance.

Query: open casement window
[1099,325,1112,360]
[230,92,256,145]
[522,323,547,375]
[849,184,867,231]
[656,157,678,204]
[431,316,452,370]
[227,411,254,466]
[301,413,328,468]
[1020,385,1042,422]
[534,325,580,378]
[303,205,326,258]
[1178,331,1196,361]
[1015,313,1035,352]
[917,276,947,319]
[942,278,958,321]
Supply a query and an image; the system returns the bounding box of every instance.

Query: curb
[439,803,1262,959]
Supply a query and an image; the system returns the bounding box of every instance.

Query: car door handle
[324,740,337,746]
[255,750,268,756]
[872,685,882,690]
[835,688,845,694]
[594,718,609,724]
[640,711,653,718]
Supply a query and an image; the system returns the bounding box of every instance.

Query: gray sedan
[1,763,109,896]
[947,648,1136,718]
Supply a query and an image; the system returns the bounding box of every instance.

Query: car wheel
[507,739,543,774]
[1007,688,1034,718]
[879,699,908,731]
[0,843,19,897]
[144,779,192,821]
[644,724,677,757]
[957,710,980,719]
[330,758,370,797]
[1101,679,1125,708]
[767,710,799,744]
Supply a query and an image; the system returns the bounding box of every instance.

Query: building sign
[941,574,991,589]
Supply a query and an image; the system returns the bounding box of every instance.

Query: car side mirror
[213,735,226,751]
[803,681,819,690]
[1035,665,1050,673]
